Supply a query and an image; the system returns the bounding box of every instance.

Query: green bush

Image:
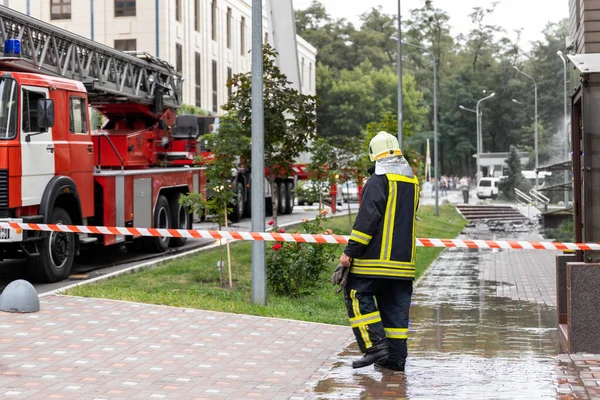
[266,211,338,297]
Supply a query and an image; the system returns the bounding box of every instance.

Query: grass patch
[65,205,466,325]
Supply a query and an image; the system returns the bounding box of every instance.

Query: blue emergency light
[4,39,21,57]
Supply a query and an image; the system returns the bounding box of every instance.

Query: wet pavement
[1,219,600,399]
[309,221,597,399]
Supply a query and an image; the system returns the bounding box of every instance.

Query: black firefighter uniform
[342,171,419,363]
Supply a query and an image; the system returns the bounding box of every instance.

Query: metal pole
[534,84,538,188]
[459,105,478,182]
[432,54,438,217]
[251,0,266,305]
[476,93,495,184]
[395,40,437,215]
[397,0,403,147]
[90,0,94,41]
[558,51,569,209]
[514,66,539,188]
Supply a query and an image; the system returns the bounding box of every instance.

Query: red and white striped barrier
[0,221,593,251]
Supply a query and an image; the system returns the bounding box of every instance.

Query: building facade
[5,0,317,113]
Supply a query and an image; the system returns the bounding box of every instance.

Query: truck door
[68,95,94,217]
[20,85,54,207]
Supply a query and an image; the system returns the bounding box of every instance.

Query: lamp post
[396,1,403,147]
[557,50,569,209]
[459,105,478,179]
[475,93,496,184]
[391,37,438,216]
[514,66,539,188]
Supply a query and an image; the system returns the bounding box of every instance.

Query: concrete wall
[4,0,317,112]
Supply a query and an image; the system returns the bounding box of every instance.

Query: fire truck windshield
[0,78,17,140]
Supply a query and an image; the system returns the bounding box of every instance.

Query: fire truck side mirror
[36,98,55,129]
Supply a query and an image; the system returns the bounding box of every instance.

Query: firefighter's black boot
[375,360,405,371]
[352,340,389,369]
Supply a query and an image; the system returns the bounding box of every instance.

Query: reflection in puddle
[310,222,582,399]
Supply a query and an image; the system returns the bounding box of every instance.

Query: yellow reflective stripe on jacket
[350,230,372,246]
[380,181,397,260]
[386,174,419,185]
[349,311,382,328]
[350,266,415,278]
[352,259,415,268]
[411,182,419,262]
[384,327,408,339]
[350,289,372,348]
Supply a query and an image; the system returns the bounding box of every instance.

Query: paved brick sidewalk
[0,295,353,399]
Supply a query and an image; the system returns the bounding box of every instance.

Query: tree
[222,44,318,226]
[498,145,524,200]
[179,113,249,288]
[306,138,337,211]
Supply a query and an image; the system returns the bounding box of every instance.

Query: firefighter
[339,131,419,371]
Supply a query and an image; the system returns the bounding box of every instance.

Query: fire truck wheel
[285,182,294,214]
[142,195,171,253]
[278,183,286,215]
[29,207,75,283]
[170,193,189,247]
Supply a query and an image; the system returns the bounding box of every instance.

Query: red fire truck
[0,7,205,283]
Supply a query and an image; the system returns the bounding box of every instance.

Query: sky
[293,0,570,50]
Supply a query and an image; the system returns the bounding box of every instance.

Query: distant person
[459,177,469,204]
[338,131,419,372]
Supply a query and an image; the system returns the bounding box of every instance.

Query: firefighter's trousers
[343,274,413,363]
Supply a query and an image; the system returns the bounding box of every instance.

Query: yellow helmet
[369,131,402,162]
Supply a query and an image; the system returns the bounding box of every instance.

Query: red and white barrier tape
[0,221,592,251]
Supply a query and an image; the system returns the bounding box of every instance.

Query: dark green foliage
[498,145,524,200]
[266,212,338,297]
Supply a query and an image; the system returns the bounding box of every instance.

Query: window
[176,43,183,73]
[226,8,232,49]
[195,53,201,108]
[227,67,232,98]
[212,60,218,113]
[22,89,46,134]
[115,0,135,17]
[51,0,71,20]
[211,1,217,41]
[176,0,182,22]
[114,39,136,52]
[240,17,246,55]
[264,32,268,44]
[301,57,305,84]
[309,63,312,92]
[194,0,200,31]
[69,97,88,134]
[0,78,17,139]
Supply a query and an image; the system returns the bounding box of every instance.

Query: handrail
[96,133,125,172]
[515,188,532,204]
[529,189,550,204]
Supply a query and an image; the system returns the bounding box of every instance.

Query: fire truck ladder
[0,5,182,110]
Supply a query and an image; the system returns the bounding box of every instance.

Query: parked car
[476,177,500,199]
[297,180,342,206]
[341,182,359,202]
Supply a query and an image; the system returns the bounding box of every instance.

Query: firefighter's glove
[331,263,349,294]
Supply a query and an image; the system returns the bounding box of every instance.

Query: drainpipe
[155,0,160,57]
[90,0,94,40]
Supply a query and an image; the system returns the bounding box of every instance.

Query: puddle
[309,221,584,399]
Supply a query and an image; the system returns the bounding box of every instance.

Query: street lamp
[513,65,539,188]
[476,92,496,183]
[459,105,478,178]
[396,1,403,147]
[391,36,438,216]
[557,50,569,209]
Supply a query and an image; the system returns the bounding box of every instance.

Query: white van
[477,177,500,199]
